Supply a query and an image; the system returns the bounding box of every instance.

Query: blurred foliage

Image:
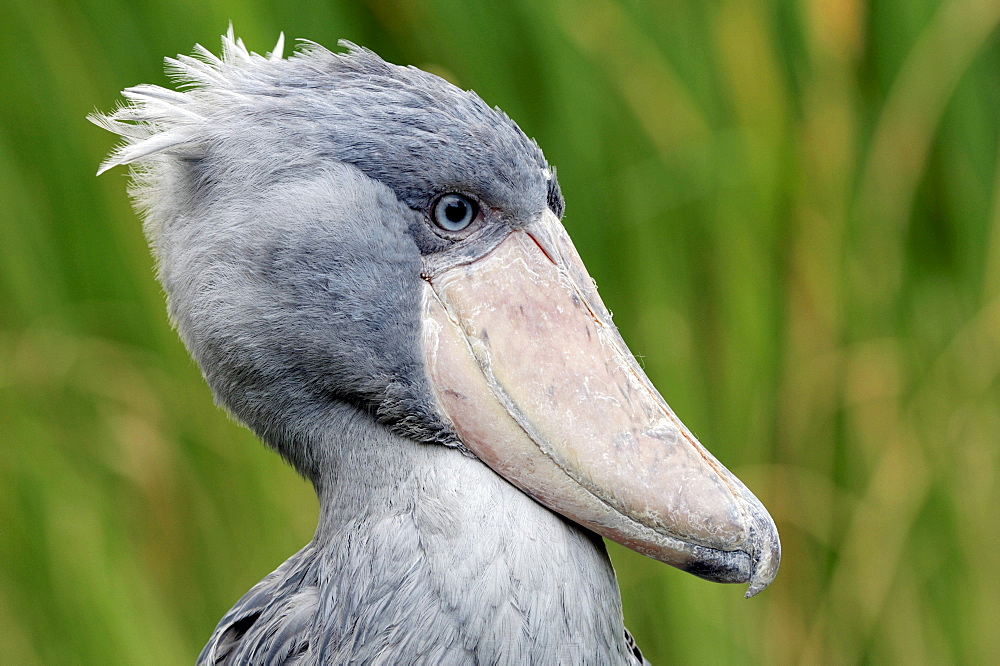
[1,0,998,663]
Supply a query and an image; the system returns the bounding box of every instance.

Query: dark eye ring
[431,193,478,233]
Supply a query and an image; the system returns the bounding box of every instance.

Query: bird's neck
[298,402,634,663]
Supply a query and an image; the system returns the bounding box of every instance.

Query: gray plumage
[200,401,637,664]
[93,31,647,664]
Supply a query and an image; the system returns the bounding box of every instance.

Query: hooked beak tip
[680,493,781,598]
[745,509,781,598]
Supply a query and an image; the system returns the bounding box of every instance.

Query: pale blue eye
[432,193,477,232]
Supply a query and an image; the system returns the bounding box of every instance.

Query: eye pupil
[432,193,478,233]
[445,201,467,222]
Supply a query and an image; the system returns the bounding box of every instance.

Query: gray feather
[199,409,638,665]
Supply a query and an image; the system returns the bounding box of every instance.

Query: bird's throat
[304,405,637,662]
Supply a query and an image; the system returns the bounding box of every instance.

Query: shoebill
[91,31,779,665]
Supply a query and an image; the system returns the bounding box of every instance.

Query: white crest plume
[88,26,286,176]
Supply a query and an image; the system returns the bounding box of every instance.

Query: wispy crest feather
[88,26,286,175]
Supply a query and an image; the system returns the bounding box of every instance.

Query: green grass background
[2,0,999,663]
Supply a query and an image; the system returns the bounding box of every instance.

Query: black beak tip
[681,552,752,585]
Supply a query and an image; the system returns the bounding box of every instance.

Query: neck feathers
[201,405,635,663]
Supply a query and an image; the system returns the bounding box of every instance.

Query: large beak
[421,210,780,597]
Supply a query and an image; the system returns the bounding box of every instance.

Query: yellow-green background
[2,0,998,663]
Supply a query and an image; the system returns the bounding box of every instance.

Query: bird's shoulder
[624,626,650,665]
[198,544,319,666]
[196,536,649,665]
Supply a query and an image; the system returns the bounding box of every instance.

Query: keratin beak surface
[421,210,779,597]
